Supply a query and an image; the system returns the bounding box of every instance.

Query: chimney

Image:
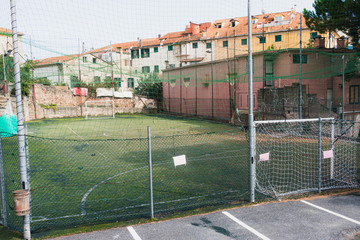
[137,37,142,48]
[158,34,161,38]
[190,22,200,35]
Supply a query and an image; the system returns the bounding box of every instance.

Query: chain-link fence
[0,117,250,232]
[0,115,359,233]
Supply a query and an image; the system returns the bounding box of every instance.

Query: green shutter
[154,65,159,72]
[275,35,282,42]
[206,42,212,49]
[168,45,173,51]
[241,39,247,45]
[311,32,318,39]
[223,41,228,47]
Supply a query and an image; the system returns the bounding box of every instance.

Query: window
[264,60,274,86]
[241,38,247,45]
[170,79,176,87]
[275,35,282,42]
[231,21,236,27]
[154,65,159,73]
[215,23,222,28]
[259,36,266,44]
[206,42,212,49]
[293,54,308,64]
[349,85,359,104]
[311,32,318,39]
[223,41,228,47]
[141,48,150,58]
[82,57,87,62]
[168,45,173,51]
[70,75,78,88]
[154,47,158,53]
[114,77,121,87]
[169,64,175,69]
[192,42,198,49]
[183,77,190,87]
[92,58,96,63]
[128,78,134,88]
[94,76,101,83]
[131,49,139,59]
[142,66,150,73]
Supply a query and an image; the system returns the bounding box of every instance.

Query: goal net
[85,100,115,120]
[254,118,358,199]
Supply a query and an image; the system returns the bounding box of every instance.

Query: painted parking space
[303,193,360,221]
[51,192,360,240]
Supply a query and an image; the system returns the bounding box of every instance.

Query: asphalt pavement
[50,192,360,240]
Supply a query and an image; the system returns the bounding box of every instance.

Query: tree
[303,0,360,50]
[1,55,41,96]
[134,73,163,111]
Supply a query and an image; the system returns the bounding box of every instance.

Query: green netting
[20,115,249,231]
[0,0,359,236]
[0,115,17,138]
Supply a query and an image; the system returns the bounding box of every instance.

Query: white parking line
[301,200,360,225]
[222,211,271,240]
[127,226,142,240]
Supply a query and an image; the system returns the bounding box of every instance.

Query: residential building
[162,48,359,122]
[34,43,137,91]
[0,27,24,59]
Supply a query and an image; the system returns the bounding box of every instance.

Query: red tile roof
[0,27,24,36]
[204,11,307,39]
[34,55,77,66]
[35,10,309,63]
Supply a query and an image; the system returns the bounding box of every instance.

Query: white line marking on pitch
[67,126,107,158]
[222,211,271,240]
[301,200,360,225]
[127,226,142,240]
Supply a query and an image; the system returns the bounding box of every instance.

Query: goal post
[85,100,115,120]
[253,118,358,199]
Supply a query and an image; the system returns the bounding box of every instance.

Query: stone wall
[4,84,155,121]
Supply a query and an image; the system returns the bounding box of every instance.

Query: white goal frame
[85,100,115,120]
[253,118,358,199]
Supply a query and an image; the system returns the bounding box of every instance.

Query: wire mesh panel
[28,136,150,231]
[254,118,358,199]
[14,115,249,231]
[0,136,23,231]
[151,129,249,214]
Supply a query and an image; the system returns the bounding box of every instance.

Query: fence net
[255,118,359,199]
[0,116,250,232]
[0,0,359,235]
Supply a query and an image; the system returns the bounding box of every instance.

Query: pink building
[162,48,359,121]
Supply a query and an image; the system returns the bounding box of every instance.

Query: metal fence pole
[330,119,335,179]
[147,126,154,219]
[318,117,322,193]
[10,0,31,238]
[341,55,345,134]
[248,0,255,203]
[0,138,7,226]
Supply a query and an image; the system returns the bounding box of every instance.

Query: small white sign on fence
[259,152,270,162]
[323,150,334,159]
[173,155,186,167]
